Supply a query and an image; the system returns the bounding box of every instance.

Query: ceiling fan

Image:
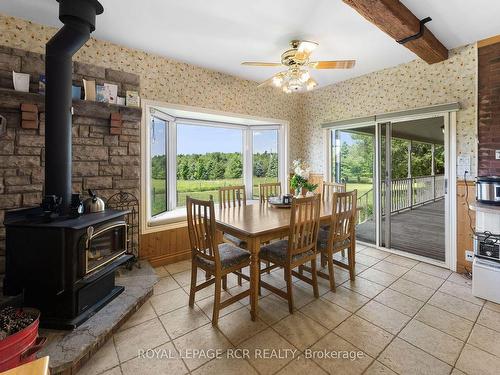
[242,40,355,93]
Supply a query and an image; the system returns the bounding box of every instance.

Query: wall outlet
[465,250,474,262]
[457,154,471,178]
[496,150,500,160]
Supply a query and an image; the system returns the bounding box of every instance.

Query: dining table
[214,199,343,321]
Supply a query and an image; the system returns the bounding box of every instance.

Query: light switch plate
[496,150,500,160]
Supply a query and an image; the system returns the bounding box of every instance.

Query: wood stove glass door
[85,221,127,274]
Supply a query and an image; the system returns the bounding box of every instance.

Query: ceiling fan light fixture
[244,39,356,93]
[272,75,283,87]
[297,40,318,54]
[299,69,310,83]
[306,77,317,91]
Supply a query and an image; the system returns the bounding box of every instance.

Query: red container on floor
[0,308,46,372]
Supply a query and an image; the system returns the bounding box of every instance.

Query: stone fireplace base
[37,261,158,375]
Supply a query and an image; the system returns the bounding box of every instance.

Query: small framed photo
[126,90,140,107]
[96,84,107,103]
[13,71,30,92]
[104,83,118,104]
[39,74,46,95]
[83,79,96,101]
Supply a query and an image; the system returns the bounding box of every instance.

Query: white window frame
[141,100,289,234]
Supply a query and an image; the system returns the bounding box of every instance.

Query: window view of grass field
[150,121,279,216]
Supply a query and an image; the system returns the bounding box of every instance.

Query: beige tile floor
[77,244,500,375]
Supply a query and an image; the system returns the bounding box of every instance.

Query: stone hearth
[38,261,157,375]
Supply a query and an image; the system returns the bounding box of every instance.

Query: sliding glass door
[331,125,376,245]
[330,114,449,263]
[378,117,447,261]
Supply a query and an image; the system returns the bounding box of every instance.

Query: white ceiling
[1,0,499,88]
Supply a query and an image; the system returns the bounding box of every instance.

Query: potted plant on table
[290,160,318,197]
[303,181,319,197]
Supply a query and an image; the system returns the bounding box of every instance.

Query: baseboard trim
[143,251,191,267]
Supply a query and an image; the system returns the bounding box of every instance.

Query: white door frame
[323,110,458,271]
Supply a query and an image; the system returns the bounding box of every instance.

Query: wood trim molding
[145,251,191,268]
[342,0,448,63]
[456,180,475,274]
[478,34,500,48]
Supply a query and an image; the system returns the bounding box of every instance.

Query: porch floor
[356,199,445,261]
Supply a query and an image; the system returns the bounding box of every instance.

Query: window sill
[144,200,261,233]
[147,208,188,230]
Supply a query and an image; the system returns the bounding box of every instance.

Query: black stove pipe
[45,0,103,214]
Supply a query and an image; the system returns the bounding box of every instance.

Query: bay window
[143,104,288,228]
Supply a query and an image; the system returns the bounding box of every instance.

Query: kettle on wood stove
[83,189,105,213]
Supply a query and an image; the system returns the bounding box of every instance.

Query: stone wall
[0,46,142,288]
[478,41,500,176]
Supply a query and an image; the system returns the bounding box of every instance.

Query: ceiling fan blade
[242,62,282,67]
[257,77,274,88]
[309,60,356,69]
[257,71,288,88]
[294,40,319,61]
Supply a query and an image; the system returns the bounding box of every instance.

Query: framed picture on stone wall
[96,85,107,103]
[104,83,118,104]
[126,90,140,107]
[83,79,96,101]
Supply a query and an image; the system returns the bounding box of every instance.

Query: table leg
[249,237,260,321]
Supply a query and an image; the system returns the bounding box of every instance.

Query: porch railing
[356,174,444,224]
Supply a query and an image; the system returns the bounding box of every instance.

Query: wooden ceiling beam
[343,0,448,64]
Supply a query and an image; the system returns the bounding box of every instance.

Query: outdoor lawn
[151,177,375,217]
[151,177,278,215]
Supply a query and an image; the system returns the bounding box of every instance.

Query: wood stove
[2,0,134,329]
[4,208,132,329]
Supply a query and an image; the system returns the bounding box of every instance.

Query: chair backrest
[323,181,346,201]
[218,185,246,208]
[259,182,281,203]
[186,196,220,266]
[287,194,321,260]
[327,190,357,247]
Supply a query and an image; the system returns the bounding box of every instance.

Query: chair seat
[223,233,247,248]
[317,229,350,252]
[260,239,313,265]
[195,243,250,271]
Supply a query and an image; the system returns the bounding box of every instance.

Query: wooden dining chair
[186,196,251,325]
[218,185,250,284]
[218,185,247,247]
[315,190,357,291]
[321,181,347,258]
[219,185,246,208]
[259,195,321,313]
[259,182,282,203]
[322,181,346,201]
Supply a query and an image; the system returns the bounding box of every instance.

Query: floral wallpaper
[0,14,303,161]
[1,15,477,178]
[301,44,477,177]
